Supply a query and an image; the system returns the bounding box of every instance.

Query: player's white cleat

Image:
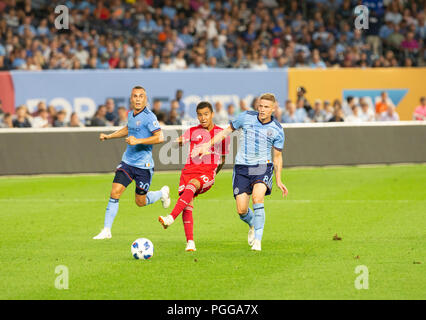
[185,240,197,252]
[248,226,255,246]
[158,214,174,229]
[251,239,262,251]
[160,186,171,209]
[93,227,111,240]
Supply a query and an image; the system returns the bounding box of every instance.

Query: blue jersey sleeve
[146,114,161,134]
[273,128,285,151]
[230,111,247,130]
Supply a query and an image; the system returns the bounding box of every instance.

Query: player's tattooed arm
[126,130,164,146]
[273,148,288,197]
[100,126,128,141]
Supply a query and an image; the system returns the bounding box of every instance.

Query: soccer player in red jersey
[159,101,230,251]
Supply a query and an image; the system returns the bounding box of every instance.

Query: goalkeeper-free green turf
[0,164,425,300]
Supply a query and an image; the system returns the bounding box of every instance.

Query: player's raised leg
[133,168,170,208]
[159,179,201,229]
[135,186,170,208]
[251,183,267,251]
[93,181,127,239]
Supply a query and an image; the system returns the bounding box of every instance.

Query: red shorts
[178,170,216,197]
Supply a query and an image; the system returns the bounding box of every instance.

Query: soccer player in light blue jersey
[193,93,288,251]
[93,86,171,240]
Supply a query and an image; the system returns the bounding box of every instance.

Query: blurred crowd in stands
[1,88,425,128]
[0,0,425,71]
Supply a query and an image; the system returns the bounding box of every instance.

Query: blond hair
[259,93,276,103]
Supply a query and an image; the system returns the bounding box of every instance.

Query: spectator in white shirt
[173,50,187,69]
[249,54,268,70]
[345,105,363,122]
[378,105,400,121]
[114,107,128,126]
[239,99,250,114]
[227,104,236,122]
[69,112,85,127]
[294,99,309,122]
[324,103,335,122]
[343,96,357,117]
[359,101,375,122]
[274,105,283,122]
[212,101,229,126]
[160,55,177,70]
[282,102,298,123]
[75,43,89,66]
[32,109,49,128]
[385,3,403,25]
[308,99,327,122]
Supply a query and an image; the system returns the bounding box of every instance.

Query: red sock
[170,183,197,220]
[182,205,194,241]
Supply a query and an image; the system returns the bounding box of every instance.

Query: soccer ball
[131,238,154,260]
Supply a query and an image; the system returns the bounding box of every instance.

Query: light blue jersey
[230,111,285,165]
[122,107,161,169]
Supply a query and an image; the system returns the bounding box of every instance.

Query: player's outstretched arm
[100,126,128,141]
[191,125,233,158]
[173,135,188,147]
[273,148,288,197]
[126,130,164,146]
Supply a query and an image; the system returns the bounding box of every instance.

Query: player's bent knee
[252,194,265,204]
[110,190,122,199]
[110,183,126,199]
[252,191,266,204]
[188,178,201,189]
[236,204,249,215]
[135,197,146,207]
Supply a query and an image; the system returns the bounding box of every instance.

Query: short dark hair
[132,86,145,91]
[297,86,306,94]
[196,101,213,113]
[157,111,166,122]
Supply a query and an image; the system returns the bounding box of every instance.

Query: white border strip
[0,121,425,133]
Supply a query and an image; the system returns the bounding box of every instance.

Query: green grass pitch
[0,164,425,300]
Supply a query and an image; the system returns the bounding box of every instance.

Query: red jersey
[181,124,230,173]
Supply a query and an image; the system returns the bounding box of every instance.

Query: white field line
[0,163,425,179]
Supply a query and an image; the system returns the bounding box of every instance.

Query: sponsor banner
[288,68,426,120]
[0,71,15,114]
[9,70,288,119]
